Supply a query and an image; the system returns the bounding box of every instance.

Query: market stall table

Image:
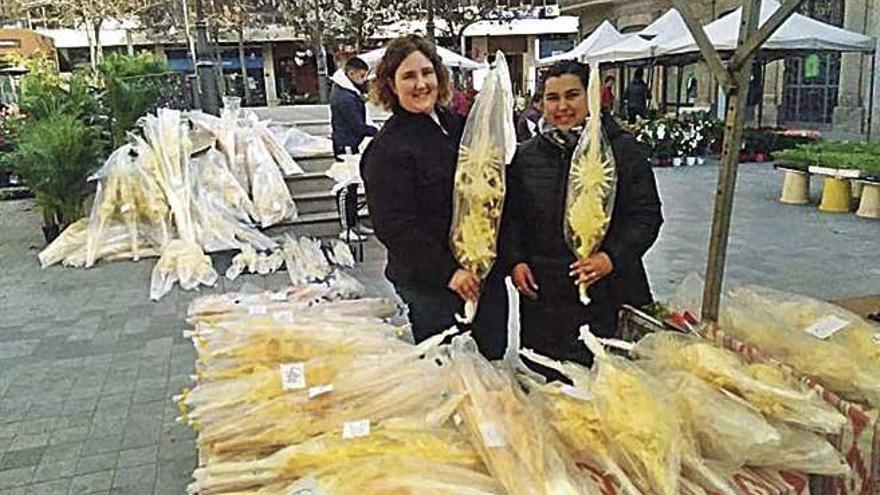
[808,166,860,214]
[855,178,880,219]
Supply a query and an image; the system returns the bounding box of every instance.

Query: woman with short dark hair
[501,60,663,378]
[360,35,507,358]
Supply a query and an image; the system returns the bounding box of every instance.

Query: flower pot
[657,157,670,167]
[697,157,706,165]
[754,152,767,163]
[686,157,697,166]
[42,225,60,244]
[672,157,683,167]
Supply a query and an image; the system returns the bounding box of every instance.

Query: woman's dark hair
[543,60,589,93]
[370,35,451,111]
[634,67,645,80]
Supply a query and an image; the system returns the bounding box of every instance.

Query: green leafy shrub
[98,52,170,148]
[12,114,105,227]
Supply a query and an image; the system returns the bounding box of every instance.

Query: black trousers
[395,273,508,360]
[519,292,617,382]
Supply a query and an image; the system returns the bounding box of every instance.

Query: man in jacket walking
[330,57,378,158]
[330,57,378,240]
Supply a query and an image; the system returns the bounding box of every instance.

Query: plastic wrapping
[633,332,846,435]
[243,126,297,227]
[188,423,483,494]
[579,329,683,495]
[449,336,597,495]
[260,124,304,176]
[282,235,333,285]
[648,367,780,468]
[747,421,850,476]
[564,67,617,305]
[449,51,516,323]
[270,125,334,158]
[194,329,460,462]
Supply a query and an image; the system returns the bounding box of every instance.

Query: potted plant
[98,52,169,149]
[12,113,104,242]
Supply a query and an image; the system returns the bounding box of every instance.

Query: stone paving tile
[69,470,114,495]
[23,476,69,495]
[31,459,77,483]
[0,447,43,471]
[0,466,35,490]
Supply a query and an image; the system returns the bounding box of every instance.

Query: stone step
[293,154,336,174]
[285,172,335,195]
[292,189,366,216]
[264,210,370,239]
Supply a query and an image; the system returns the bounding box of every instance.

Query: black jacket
[500,116,663,310]
[360,106,464,290]
[625,79,649,113]
[330,83,378,156]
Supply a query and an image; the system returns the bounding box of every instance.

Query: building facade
[561,0,880,138]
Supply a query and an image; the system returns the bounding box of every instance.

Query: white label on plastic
[342,419,370,439]
[273,310,294,323]
[308,384,333,398]
[119,203,133,213]
[279,362,306,390]
[804,315,850,340]
[872,334,880,345]
[479,421,507,448]
[452,413,463,427]
[286,476,320,495]
[272,201,281,211]
[270,291,288,302]
[249,305,267,316]
[560,384,593,401]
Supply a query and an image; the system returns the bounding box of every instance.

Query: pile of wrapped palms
[39,102,308,299]
[178,281,850,495]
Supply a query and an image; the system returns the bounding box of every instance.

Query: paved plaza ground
[0,161,877,494]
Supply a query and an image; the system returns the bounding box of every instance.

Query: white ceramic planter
[673,157,683,167]
[686,157,696,166]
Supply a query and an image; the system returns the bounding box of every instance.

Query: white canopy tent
[358,45,483,71]
[657,0,875,57]
[536,20,625,66]
[588,8,689,64]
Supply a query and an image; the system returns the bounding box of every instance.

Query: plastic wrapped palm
[564,66,617,305]
[450,51,517,323]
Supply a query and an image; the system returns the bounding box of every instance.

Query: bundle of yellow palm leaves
[564,66,617,305]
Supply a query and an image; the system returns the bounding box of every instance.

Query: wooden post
[670,0,804,322]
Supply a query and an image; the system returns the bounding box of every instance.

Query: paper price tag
[270,291,288,302]
[452,413,463,427]
[274,310,294,323]
[308,384,333,398]
[479,421,507,448]
[872,334,880,345]
[342,419,370,439]
[119,203,133,213]
[249,305,267,316]
[279,363,306,390]
[286,476,320,495]
[804,315,850,340]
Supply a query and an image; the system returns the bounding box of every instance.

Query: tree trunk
[313,0,329,103]
[126,29,135,56]
[94,19,104,66]
[211,26,226,96]
[237,27,251,105]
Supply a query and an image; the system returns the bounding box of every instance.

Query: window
[779,0,844,125]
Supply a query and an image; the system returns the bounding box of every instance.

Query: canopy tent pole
[868,52,876,142]
[673,0,805,322]
[676,65,684,116]
[757,60,766,127]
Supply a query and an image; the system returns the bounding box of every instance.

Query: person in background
[360,35,508,360]
[601,75,615,114]
[500,60,663,379]
[516,89,543,142]
[625,67,649,124]
[451,85,472,117]
[330,56,378,158]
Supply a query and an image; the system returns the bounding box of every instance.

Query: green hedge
[775,142,880,178]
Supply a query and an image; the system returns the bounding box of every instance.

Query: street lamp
[426,0,435,43]
[194,0,220,114]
